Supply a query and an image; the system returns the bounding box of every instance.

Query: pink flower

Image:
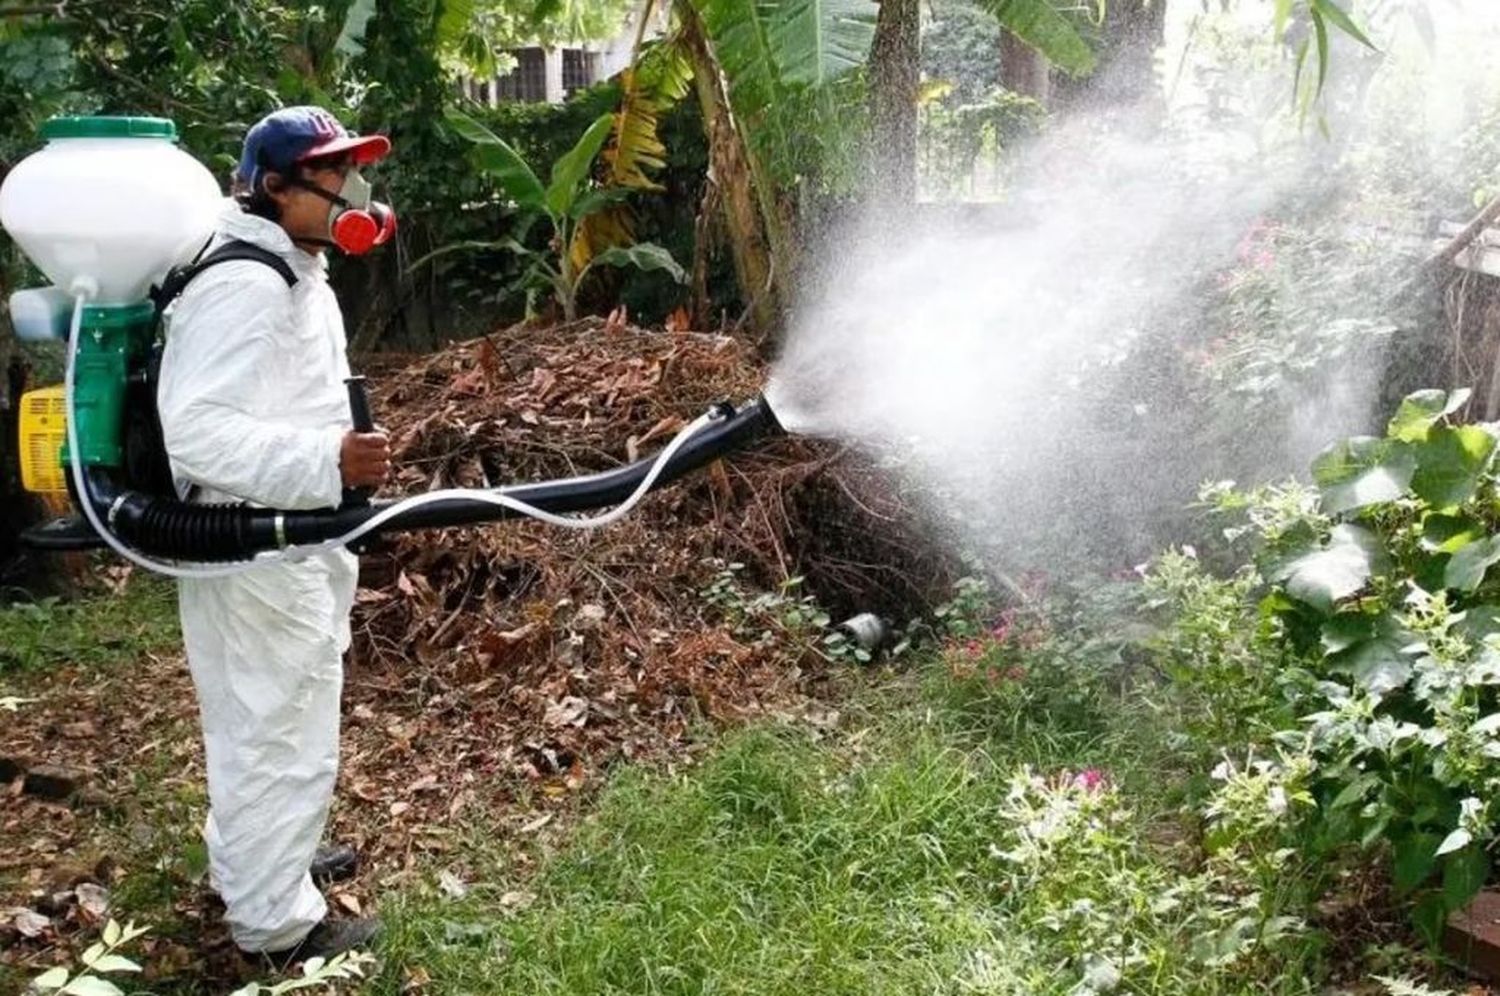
[964,639,984,660]
[1072,768,1108,792]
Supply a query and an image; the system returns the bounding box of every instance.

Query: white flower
[1460,796,1486,833]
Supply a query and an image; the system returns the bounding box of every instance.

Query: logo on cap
[307,109,343,141]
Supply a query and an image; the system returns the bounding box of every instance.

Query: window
[562,48,597,96]
[495,47,547,103]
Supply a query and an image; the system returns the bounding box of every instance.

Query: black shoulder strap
[150,239,297,313]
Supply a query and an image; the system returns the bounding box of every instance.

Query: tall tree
[868,0,920,209]
[999,28,1051,105]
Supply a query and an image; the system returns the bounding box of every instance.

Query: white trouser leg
[179,552,355,952]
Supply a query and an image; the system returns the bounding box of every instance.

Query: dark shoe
[245,916,382,970]
[310,844,359,885]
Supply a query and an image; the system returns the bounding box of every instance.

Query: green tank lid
[41,116,178,141]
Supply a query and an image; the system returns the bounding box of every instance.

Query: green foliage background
[0,0,712,348]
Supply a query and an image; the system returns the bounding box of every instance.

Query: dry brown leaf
[543,697,589,729]
[477,337,502,389]
[8,907,51,938]
[602,305,628,336]
[449,368,486,397]
[74,882,109,921]
[99,564,134,596]
[349,780,381,803]
[530,368,559,402]
[437,870,467,899]
[476,624,540,667]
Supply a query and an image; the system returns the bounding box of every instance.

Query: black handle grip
[343,375,376,508]
[346,376,375,433]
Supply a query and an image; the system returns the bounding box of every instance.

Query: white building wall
[463,0,669,105]
[543,48,565,103]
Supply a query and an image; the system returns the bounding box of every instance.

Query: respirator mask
[293,168,397,255]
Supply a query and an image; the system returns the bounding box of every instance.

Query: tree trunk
[689,175,721,328]
[679,2,780,332]
[1000,30,1051,106]
[868,0,920,210]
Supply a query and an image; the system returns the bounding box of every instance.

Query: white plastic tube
[61,293,716,579]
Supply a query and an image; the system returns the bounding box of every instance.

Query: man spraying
[156,106,394,964]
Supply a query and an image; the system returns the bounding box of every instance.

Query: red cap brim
[297,133,391,166]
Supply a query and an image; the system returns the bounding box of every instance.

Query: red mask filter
[330,202,396,255]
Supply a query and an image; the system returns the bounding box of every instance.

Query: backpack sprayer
[2,116,785,577]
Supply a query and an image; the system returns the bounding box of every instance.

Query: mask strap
[288,175,354,210]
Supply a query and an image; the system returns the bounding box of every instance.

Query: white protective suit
[157,202,358,952]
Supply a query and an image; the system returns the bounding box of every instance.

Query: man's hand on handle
[340,430,391,490]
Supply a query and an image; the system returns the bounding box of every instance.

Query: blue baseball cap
[235,106,391,191]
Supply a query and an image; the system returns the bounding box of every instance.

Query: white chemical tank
[0,116,223,305]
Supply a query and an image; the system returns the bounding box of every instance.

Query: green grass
[0,573,179,672]
[370,662,1332,996]
[378,725,1009,994]
[0,573,1435,994]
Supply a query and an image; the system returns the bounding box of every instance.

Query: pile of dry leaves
[340,318,954,848]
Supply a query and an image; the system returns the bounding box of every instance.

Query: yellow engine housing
[18,385,68,495]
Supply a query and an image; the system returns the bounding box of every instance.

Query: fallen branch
[1391,195,1500,306]
[1427,194,1500,271]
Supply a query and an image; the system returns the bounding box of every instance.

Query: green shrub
[987,759,1318,993]
[1193,388,1500,942]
